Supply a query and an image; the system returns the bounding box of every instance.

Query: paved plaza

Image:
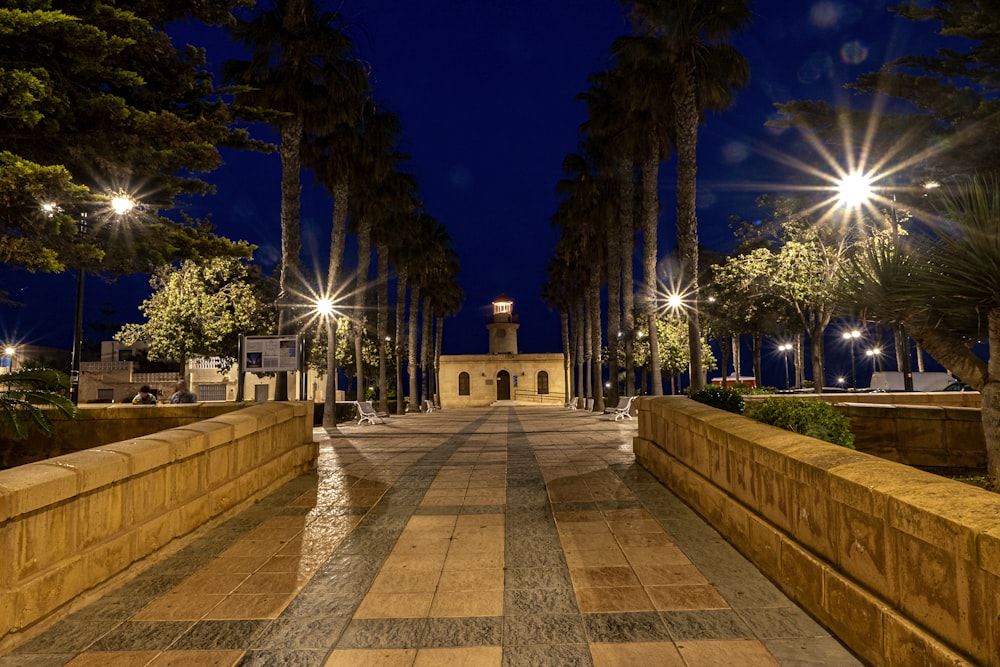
[3,407,862,666]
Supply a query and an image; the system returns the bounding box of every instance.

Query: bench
[604,395,637,421]
[424,399,438,413]
[356,401,385,425]
[565,396,580,410]
[585,398,595,412]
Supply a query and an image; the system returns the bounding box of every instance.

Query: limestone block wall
[634,396,1000,666]
[744,391,981,408]
[0,401,316,649]
[835,403,985,469]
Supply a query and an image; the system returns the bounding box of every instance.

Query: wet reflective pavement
[2,407,861,666]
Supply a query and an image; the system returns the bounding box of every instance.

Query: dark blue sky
[2,1,943,378]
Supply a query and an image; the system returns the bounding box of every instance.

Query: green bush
[744,397,855,449]
[688,385,744,414]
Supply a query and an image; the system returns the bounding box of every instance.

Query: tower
[487,293,519,354]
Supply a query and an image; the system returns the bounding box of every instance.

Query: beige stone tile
[200,554,271,574]
[369,567,442,593]
[633,564,706,587]
[645,584,730,611]
[148,650,244,666]
[132,593,224,621]
[560,532,620,551]
[437,568,504,592]
[616,532,675,549]
[443,550,503,570]
[170,572,248,595]
[413,647,502,666]
[257,554,326,574]
[354,591,434,619]
[429,589,503,617]
[204,593,293,619]
[602,509,652,522]
[63,652,161,667]
[455,513,504,528]
[408,515,459,529]
[622,546,689,566]
[385,554,449,571]
[589,642,685,666]
[563,549,628,568]
[576,586,654,613]
[242,516,307,541]
[569,566,641,589]
[325,648,417,666]
[557,521,613,535]
[676,640,780,665]
[234,571,307,594]
[607,519,665,535]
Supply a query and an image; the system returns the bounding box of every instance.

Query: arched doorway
[496,370,511,400]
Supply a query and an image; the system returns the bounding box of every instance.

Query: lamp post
[841,329,861,389]
[2,346,14,374]
[316,297,339,430]
[778,342,792,389]
[866,347,882,376]
[69,195,135,405]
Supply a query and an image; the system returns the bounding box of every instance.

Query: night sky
[1,1,944,382]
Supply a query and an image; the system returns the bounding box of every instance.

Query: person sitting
[169,380,197,404]
[132,385,157,405]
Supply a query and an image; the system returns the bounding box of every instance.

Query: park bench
[356,401,385,425]
[585,398,595,412]
[424,399,438,413]
[565,396,580,410]
[604,395,637,421]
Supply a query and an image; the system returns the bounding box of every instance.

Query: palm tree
[225,0,360,400]
[0,369,77,453]
[624,0,751,391]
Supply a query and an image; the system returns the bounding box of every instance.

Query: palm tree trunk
[642,146,663,395]
[434,315,444,406]
[408,284,421,411]
[575,297,586,404]
[354,216,372,400]
[395,268,408,414]
[376,242,389,414]
[622,213,635,395]
[322,180,348,429]
[561,311,571,406]
[606,218,621,407]
[675,63,704,391]
[420,296,432,405]
[583,296,592,401]
[589,276,605,412]
[275,117,304,402]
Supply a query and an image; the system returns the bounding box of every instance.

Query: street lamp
[866,347,882,376]
[777,342,793,389]
[2,346,14,374]
[315,297,340,430]
[68,194,136,405]
[841,329,861,389]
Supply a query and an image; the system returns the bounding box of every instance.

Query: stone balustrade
[634,396,999,666]
[0,401,316,650]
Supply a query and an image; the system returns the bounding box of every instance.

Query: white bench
[565,396,580,410]
[585,398,595,412]
[424,399,438,413]
[356,401,385,425]
[604,395,637,421]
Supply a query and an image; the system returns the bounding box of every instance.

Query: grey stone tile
[504,587,579,615]
[505,549,569,569]
[583,612,671,643]
[0,656,74,667]
[110,574,183,603]
[506,536,562,552]
[88,621,194,651]
[502,644,593,667]
[503,614,587,646]
[336,618,428,649]
[595,500,643,511]
[171,619,269,650]
[505,567,573,591]
[414,505,465,515]
[236,649,328,667]
[711,574,793,609]
[764,637,864,666]
[739,606,828,639]
[422,617,502,647]
[461,504,506,515]
[660,609,755,641]
[551,501,600,513]
[252,616,350,650]
[12,616,121,654]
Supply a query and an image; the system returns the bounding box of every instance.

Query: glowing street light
[667,293,683,310]
[866,347,882,375]
[777,342,793,389]
[110,195,135,216]
[2,346,15,374]
[842,329,861,389]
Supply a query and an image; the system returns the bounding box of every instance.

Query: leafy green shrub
[734,385,778,395]
[744,398,855,449]
[688,385,744,414]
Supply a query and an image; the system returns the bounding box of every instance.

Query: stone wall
[0,401,316,650]
[634,396,999,666]
[0,403,247,469]
[836,403,985,469]
[744,391,981,408]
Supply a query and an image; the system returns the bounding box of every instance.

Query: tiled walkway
[2,407,862,666]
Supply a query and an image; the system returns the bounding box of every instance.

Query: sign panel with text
[243,335,300,372]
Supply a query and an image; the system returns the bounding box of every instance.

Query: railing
[81,361,132,372]
[133,372,180,383]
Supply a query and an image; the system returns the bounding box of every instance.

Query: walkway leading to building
[3,407,861,666]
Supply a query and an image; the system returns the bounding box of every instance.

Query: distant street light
[866,347,883,375]
[841,329,861,389]
[777,342,793,389]
[316,296,339,430]
[2,346,15,374]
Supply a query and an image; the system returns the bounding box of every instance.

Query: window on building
[458,372,470,396]
[97,388,114,402]
[197,384,227,401]
[537,371,549,394]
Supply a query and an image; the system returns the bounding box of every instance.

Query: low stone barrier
[0,401,316,650]
[744,391,981,408]
[634,396,999,666]
[835,402,985,469]
[0,403,248,469]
